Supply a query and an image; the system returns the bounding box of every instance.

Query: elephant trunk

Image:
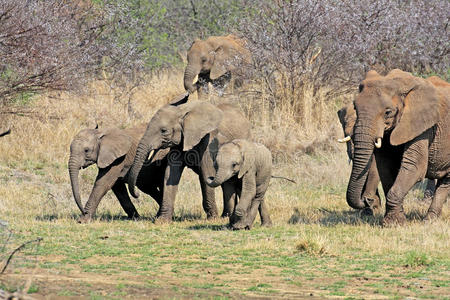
[346,126,375,210]
[184,62,200,93]
[68,156,85,214]
[206,167,231,188]
[127,140,152,198]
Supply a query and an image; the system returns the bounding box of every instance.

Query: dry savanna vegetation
[1,0,449,299]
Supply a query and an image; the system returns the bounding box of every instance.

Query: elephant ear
[169,92,190,106]
[236,140,256,179]
[179,101,224,151]
[97,129,132,168]
[389,71,440,146]
[337,103,356,136]
[210,45,230,80]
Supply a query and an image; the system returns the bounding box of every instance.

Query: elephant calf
[206,139,272,230]
[69,125,168,223]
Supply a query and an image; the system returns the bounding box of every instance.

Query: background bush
[1,0,448,119]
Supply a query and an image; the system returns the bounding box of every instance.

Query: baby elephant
[206,139,272,230]
[68,125,168,223]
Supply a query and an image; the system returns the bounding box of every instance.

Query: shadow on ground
[288,206,430,227]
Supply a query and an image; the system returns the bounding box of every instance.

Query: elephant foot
[363,196,381,211]
[261,218,273,227]
[127,213,140,221]
[154,216,172,225]
[382,211,406,227]
[361,207,374,217]
[424,210,440,221]
[78,214,92,224]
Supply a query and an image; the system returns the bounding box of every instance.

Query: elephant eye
[232,162,238,168]
[201,57,207,63]
[84,147,89,153]
[384,108,396,118]
[160,128,169,135]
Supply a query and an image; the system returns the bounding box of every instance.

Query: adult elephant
[337,103,381,213]
[127,93,251,222]
[184,35,250,98]
[68,125,168,222]
[346,69,449,226]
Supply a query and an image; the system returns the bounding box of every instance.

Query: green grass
[0,82,449,298]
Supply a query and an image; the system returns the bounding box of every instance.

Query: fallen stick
[0,237,43,274]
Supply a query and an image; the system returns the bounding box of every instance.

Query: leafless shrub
[239,0,449,130]
[0,0,106,104]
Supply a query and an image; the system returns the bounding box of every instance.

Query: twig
[271,175,296,184]
[0,237,43,274]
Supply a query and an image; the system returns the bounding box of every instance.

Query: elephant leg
[256,181,272,227]
[221,181,236,218]
[231,175,256,229]
[199,174,218,219]
[81,166,121,223]
[425,175,449,220]
[422,179,436,201]
[258,201,272,227]
[361,157,382,215]
[112,179,139,219]
[383,138,428,226]
[156,162,185,222]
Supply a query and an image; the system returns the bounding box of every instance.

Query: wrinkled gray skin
[338,104,436,213]
[338,104,382,213]
[127,94,251,223]
[184,35,250,98]
[68,125,168,223]
[347,69,449,226]
[206,139,272,230]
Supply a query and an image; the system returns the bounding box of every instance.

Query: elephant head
[184,35,249,93]
[206,139,255,188]
[127,95,224,198]
[68,127,133,213]
[337,103,357,161]
[346,69,442,209]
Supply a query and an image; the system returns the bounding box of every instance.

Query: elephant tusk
[337,136,351,143]
[147,150,155,162]
[375,138,382,148]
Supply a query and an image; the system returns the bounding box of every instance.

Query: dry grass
[0,70,448,298]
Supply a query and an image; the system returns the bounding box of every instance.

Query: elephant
[206,139,273,230]
[127,93,252,223]
[183,34,251,98]
[68,125,168,222]
[346,69,449,226]
[337,103,382,213]
[338,103,436,211]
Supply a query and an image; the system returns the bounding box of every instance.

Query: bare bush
[239,0,449,129]
[0,0,106,104]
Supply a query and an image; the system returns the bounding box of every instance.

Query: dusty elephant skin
[338,104,436,214]
[337,104,382,214]
[184,35,250,98]
[346,69,450,226]
[127,94,251,223]
[68,125,168,223]
[206,139,272,230]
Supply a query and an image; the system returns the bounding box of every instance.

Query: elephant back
[216,103,251,145]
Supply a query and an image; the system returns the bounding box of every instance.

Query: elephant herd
[69,35,450,228]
